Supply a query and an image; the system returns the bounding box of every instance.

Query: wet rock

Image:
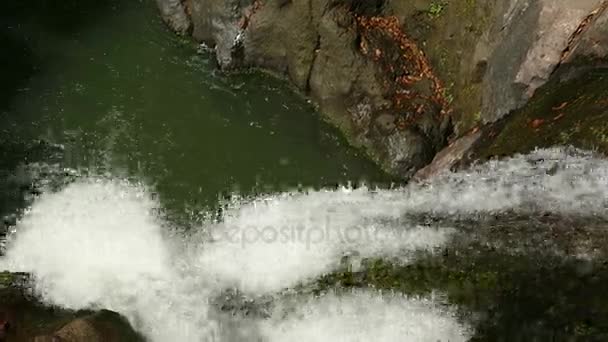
[0,273,141,342]
[188,0,254,69]
[414,130,482,181]
[35,311,143,342]
[374,114,396,135]
[382,129,434,178]
[243,0,319,89]
[155,0,191,34]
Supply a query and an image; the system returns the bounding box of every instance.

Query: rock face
[477,0,606,122]
[156,0,608,178]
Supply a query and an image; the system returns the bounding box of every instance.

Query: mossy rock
[473,68,608,159]
[310,244,608,341]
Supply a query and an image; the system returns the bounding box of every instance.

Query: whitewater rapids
[1,147,607,341]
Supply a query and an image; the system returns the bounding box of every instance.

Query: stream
[1,1,608,341]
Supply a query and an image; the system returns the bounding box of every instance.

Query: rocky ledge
[0,272,142,342]
[156,0,608,178]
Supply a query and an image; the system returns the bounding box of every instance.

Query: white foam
[259,290,471,342]
[2,147,606,341]
[406,147,608,215]
[0,178,459,341]
[1,180,169,307]
[193,148,608,294]
[0,179,218,341]
[194,188,452,293]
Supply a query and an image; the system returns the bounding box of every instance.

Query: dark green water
[0,0,391,218]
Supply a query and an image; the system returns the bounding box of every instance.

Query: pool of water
[0,0,391,220]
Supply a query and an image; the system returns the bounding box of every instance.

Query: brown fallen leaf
[552,102,568,111]
[530,119,545,129]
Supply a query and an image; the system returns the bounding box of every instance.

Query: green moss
[427,2,447,19]
[310,245,608,341]
[475,68,608,159]
[0,272,12,287]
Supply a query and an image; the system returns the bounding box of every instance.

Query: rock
[381,129,434,178]
[188,0,252,69]
[51,318,103,342]
[155,0,191,34]
[0,274,141,342]
[480,0,605,123]
[466,65,608,160]
[563,3,608,65]
[374,114,396,135]
[243,0,319,89]
[413,130,482,181]
[35,311,142,342]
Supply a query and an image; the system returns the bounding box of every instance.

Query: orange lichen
[355,15,451,128]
